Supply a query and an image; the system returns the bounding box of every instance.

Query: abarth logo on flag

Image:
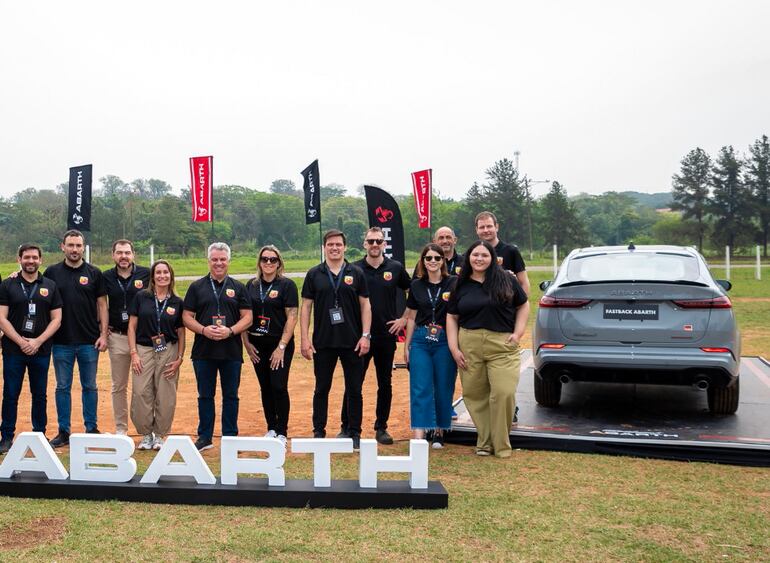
[79,276,89,285]
[226,288,235,298]
[344,276,353,285]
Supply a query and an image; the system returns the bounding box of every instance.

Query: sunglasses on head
[366,238,384,245]
[423,255,443,262]
[260,256,280,264]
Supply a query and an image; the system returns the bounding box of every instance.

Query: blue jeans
[192,359,242,440]
[52,344,99,433]
[409,326,457,430]
[1,354,50,441]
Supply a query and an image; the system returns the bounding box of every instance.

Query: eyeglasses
[423,255,443,262]
[366,239,385,245]
[260,256,280,264]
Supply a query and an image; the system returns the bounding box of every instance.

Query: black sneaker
[313,430,326,439]
[194,437,213,451]
[49,431,70,448]
[431,432,444,449]
[86,427,101,434]
[336,428,349,439]
[0,438,12,455]
[375,429,394,445]
[351,435,361,451]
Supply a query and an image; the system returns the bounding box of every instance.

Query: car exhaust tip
[694,378,710,390]
[559,373,572,385]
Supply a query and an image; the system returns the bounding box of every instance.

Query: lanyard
[426,280,444,324]
[116,266,136,309]
[325,265,345,307]
[154,294,169,334]
[209,275,228,316]
[19,281,39,305]
[258,280,273,316]
[447,254,456,273]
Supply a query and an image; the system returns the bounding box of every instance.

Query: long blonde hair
[255,245,285,282]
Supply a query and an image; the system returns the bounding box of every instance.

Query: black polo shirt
[353,257,410,342]
[495,241,526,273]
[43,261,107,345]
[301,261,369,349]
[183,275,251,361]
[103,264,152,333]
[0,274,63,356]
[406,276,457,327]
[129,291,184,347]
[246,276,299,341]
[447,274,528,333]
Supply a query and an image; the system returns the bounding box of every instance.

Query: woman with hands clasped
[242,246,298,446]
[446,240,529,458]
[128,260,185,451]
[404,243,457,449]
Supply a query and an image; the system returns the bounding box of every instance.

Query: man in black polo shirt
[182,242,252,451]
[103,239,151,435]
[0,244,63,453]
[43,229,108,447]
[474,211,530,294]
[300,229,371,450]
[339,226,410,445]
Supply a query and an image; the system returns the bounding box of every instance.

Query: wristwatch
[278,342,287,351]
[362,332,371,340]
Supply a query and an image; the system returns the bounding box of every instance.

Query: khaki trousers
[108,333,131,433]
[458,328,520,458]
[130,342,179,436]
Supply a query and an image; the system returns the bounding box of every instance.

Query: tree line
[2,141,766,262]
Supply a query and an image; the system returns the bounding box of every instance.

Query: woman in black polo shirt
[404,243,457,449]
[446,240,529,458]
[128,260,185,451]
[242,245,298,445]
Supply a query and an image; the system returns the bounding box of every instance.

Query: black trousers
[341,338,396,432]
[313,347,364,437]
[248,336,293,437]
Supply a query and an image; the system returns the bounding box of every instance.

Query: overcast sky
[1,1,768,201]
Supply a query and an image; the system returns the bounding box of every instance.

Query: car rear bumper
[533,345,739,387]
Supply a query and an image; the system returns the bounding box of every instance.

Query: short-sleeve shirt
[183,275,252,361]
[495,241,526,274]
[103,265,152,332]
[406,276,457,327]
[354,257,410,341]
[43,261,107,345]
[129,291,184,347]
[246,276,299,341]
[0,274,63,356]
[447,274,528,333]
[301,261,369,349]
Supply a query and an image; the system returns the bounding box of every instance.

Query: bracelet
[178,354,184,361]
[229,327,235,336]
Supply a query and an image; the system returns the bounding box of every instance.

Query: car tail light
[538,343,566,351]
[672,296,732,309]
[539,296,592,308]
[701,347,731,354]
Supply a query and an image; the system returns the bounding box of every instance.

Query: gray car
[533,244,740,414]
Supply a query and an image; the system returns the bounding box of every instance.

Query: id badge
[329,307,345,325]
[23,316,36,334]
[425,323,443,342]
[256,315,271,335]
[28,303,36,316]
[121,309,129,323]
[152,334,167,353]
[212,315,226,327]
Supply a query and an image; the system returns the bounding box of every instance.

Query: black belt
[109,327,128,336]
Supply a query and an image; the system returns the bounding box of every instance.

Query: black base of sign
[0,474,448,509]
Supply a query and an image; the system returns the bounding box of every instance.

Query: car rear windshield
[566,252,700,283]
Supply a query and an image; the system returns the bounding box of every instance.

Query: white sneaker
[152,436,164,450]
[277,435,287,447]
[264,429,277,438]
[138,434,154,450]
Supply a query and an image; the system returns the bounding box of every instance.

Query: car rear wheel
[707,378,740,415]
[534,370,562,407]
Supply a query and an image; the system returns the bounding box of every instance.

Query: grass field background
[0,258,767,560]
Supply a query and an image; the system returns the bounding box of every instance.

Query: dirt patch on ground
[0,516,66,550]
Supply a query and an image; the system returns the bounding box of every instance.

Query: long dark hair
[414,243,449,280]
[148,260,177,297]
[456,240,513,304]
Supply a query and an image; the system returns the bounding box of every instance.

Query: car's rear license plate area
[603,303,659,320]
